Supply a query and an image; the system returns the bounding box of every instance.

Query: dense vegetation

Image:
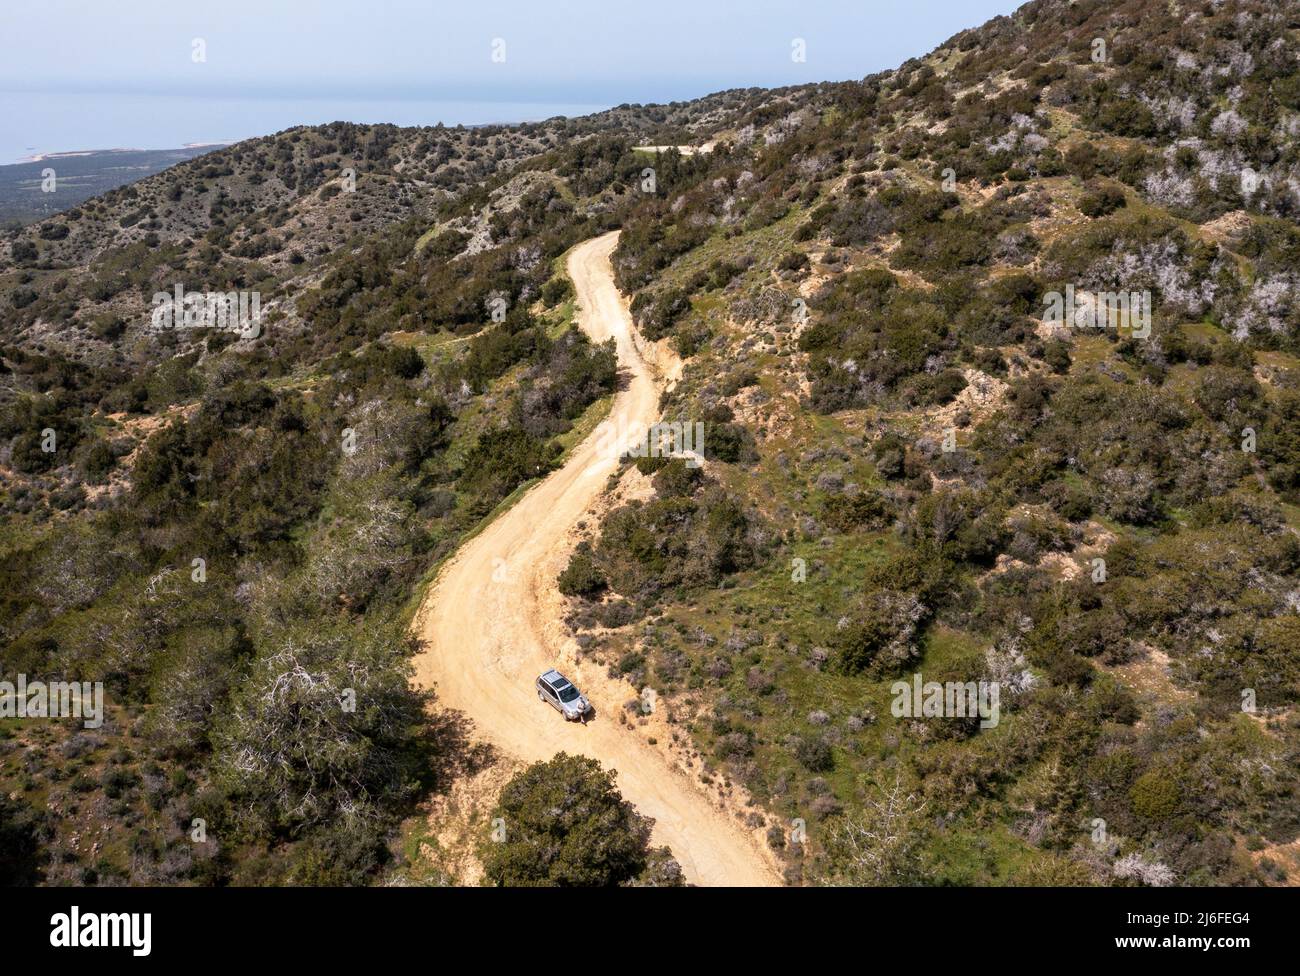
[480,753,683,887]
[0,126,638,880]
[4,0,1300,887]
[558,0,1300,886]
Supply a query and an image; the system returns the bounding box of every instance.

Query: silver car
[536,669,591,721]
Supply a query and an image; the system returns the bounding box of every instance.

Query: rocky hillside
[0,88,786,369]
[0,72,808,884]
[560,0,1300,886]
[2,0,1298,886]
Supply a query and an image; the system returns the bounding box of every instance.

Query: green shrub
[458,427,557,505]
[1078,182,1127,218]
[822,491,888,532]
[541,275,575,306]
[558,547,607,598]
[481,753,680,886]
[1130,768,1182,824]
[795,735,834,772]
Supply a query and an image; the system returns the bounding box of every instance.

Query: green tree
[0,793,42,885]
[458,427,556,504]
[557,546,607,598]
[481,753,680,886]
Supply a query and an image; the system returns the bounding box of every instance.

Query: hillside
[572,0,1300,886]
[2,0,1299,887]
[0,147,224,229]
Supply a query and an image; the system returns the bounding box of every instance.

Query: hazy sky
[5,0,1024,104]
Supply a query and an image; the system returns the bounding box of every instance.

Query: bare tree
[823,770,927,885]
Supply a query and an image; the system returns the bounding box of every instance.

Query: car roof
[540,669,569,686]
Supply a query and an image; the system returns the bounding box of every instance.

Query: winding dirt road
[412,231,780,886]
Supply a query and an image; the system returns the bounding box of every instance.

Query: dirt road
[412,231,781,887]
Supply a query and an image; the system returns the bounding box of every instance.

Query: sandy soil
[632,143,715,155]
[411,231,781,887]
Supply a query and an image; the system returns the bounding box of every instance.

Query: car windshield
[558,686,581,703]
